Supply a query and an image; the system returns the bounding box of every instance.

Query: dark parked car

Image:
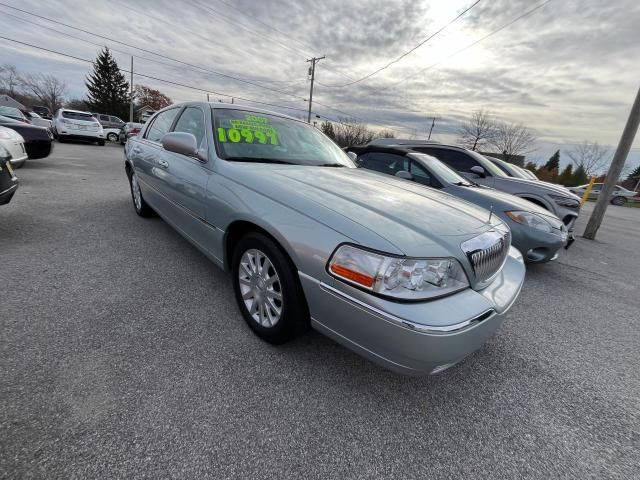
[32,105,52,119]
[119,122,143,145]
[0,143,19,205]
[0,115,54,159]
[0,106,30,123]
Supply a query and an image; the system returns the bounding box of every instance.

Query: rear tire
[107,133,118,142]
[611,196,626,206]
[127,170,153,217]
[231,233,309,344]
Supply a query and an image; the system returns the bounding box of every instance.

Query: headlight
[549,194,580,209]
[327,244,469,301]
[505,211,563,233]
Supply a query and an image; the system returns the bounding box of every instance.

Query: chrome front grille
[461,229,511,283]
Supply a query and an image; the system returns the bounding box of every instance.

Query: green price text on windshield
[217,127,279,145]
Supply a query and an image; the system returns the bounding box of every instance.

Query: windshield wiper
[317,163,346,167]
[226,157,293,165]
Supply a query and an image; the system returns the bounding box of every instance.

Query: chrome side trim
[298,271,495,334]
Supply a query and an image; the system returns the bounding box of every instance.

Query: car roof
[346,144,417,156]
[61,108,94,114]
[367,138,441,146]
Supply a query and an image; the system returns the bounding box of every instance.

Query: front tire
[611,196,626,206]
[232,233,309,344]
[107,133,118,142]
[128,170,153,217]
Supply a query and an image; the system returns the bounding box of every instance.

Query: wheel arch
[223,219,300,273]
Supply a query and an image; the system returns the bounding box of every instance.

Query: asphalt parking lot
[2,142,638,479]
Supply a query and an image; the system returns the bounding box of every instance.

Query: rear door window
[144,109,180,143]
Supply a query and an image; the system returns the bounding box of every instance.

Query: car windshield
[467,151,509,177]
[0,106,25,119]
[62,111,97,122]
[414,153,471,185]
[492,158,529,179]
[213,108,355,167]
[0,114,21,124]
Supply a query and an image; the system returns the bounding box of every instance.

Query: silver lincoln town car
[124,103,526,375]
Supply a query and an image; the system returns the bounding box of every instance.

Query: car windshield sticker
[217,114,279,145]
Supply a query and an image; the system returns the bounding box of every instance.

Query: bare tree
[488,121,537,161]
[331,118,377,147]
[565,142,611,177]
[457,109,496,151]
[377,129,396,139]
[19,73,67,113]
[0,64,21,96]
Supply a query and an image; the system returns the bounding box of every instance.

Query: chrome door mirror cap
[470,166,486,178]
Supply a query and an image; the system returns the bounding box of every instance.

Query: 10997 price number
[217,127,279,145]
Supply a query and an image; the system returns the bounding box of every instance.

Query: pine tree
[544,150,560,171]
[571,164,588,186]
[557,164,573,186]
[85,47,129,118]
[627,164,640,181]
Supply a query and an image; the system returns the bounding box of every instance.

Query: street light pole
[583,84,640,239]
[306,56,325,123]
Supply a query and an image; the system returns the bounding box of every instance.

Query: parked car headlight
[505,211,563,233]
[328,244,469,300]
[549,194,580,209]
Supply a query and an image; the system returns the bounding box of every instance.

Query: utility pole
[427,117,436,140]
[129,56,134,123]
[206,93,210,102]
[306,56,325,123]
[584,84,640,239]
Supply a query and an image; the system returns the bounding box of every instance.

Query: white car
[52,109,105,145]
[104,128,121,142]
[0,126,28,168]
[24,111,52,130]
[570,183,637,205]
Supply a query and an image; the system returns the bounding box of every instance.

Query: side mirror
[162,132,206,161]
[395,170,414,181]
[346,151,358,161]
[470,165,486,178]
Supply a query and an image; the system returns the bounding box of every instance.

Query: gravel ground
[1,142,638,479]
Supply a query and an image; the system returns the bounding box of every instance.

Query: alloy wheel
[238,249,283,327]
[131,172,142,211]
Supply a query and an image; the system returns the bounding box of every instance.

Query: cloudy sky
[1,0,639,168]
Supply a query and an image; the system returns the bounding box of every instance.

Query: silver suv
[372,141,581,233]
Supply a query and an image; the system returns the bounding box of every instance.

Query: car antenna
[488,205,493,223]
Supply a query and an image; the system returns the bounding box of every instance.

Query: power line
[0,35,416,136]
[322,0,483,88]
[391,0,554,88]
[0,2,307,100]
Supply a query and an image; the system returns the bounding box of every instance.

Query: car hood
[499,176,581,200]
[229,164,500,257]
[447,184,557,217]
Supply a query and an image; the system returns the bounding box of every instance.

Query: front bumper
[509,221,566,263]
[300,247,526,375]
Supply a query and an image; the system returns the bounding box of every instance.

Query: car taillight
[130,128,138,135]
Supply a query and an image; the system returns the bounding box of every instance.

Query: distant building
[136,105,156,123]
[479,151,526,167]
[0,94,26,110]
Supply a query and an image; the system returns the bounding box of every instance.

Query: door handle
[132,146,142,154]
[158,159,169,168]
